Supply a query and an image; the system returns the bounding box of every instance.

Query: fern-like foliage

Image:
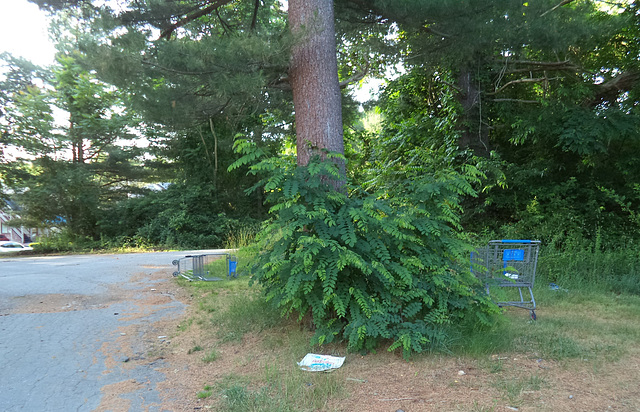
[232,140,499,358]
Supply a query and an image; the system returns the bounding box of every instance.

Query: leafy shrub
[232,141,499,358]
[32,229,102,253]
[99,183,261,249]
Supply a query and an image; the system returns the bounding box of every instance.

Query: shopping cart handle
[500,239,532,243]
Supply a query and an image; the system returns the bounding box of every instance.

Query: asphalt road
[0,249,227,412]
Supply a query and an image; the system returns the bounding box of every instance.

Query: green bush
[32,229,102,253]
[233,143,499,358]
[98,183,261,249]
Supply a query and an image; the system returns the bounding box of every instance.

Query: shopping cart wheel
[172,271,179,277]
[530,310,537,321]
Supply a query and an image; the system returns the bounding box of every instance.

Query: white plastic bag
[297,353,345,372]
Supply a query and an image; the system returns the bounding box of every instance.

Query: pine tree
[1,48,145,238]
[30,0,348,182]
[289,0,344,174]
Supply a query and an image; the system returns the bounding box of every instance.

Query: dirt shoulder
[116,269,640,412]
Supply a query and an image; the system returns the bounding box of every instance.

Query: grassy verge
[173,271,348,411]
[170,245,640,411]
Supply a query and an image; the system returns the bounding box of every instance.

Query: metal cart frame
[172,253,239,281]
[471,240,541,320]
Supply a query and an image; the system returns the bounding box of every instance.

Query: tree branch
[440,80,463,93]
[424,26,452,39]
[497,59,581,74]
[209,118,218,185]
[491,98,540,104]
[588,71,640,106]
[197,125,214,169]
[250,0,260,31]
[507,59,574,67]
[540,0,577,17]
[339,60,370,89]
[99,178,131,188]
[141,59,222,75]
[268,76,291,90]
[216,8,233,34]
[501,59,592,76]
[488,76,562,95]
[158,0,234,40]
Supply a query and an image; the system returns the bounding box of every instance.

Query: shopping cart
[471,240,541,320]
[172,253,239,281]
[226,254,238,278]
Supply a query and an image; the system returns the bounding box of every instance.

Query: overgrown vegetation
[230,145,501,357]
[538,242,640,296]
[173,249,640,410]
[1,0,639,367]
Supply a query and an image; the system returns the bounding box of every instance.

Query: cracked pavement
[0,250,227,411]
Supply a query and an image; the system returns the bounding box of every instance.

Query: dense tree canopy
[9,0,638,248]
[347,0,640,245]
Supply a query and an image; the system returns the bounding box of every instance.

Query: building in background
[0,200,42,243]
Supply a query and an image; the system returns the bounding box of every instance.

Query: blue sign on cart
[503,249,525,261]
[228,260,237,275]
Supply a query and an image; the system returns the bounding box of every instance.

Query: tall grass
[225,225,260,249]
[536,242,640,294]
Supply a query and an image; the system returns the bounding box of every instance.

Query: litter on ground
[297,353,345,372]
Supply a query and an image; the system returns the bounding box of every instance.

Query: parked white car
[0,241,33,253]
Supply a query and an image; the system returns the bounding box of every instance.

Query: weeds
[467,401,497,412]
[197,385,213,399]
[214,367,345,412]
[176,318,193,332]
[187,345,203,354]
[489,359,503,373]
[493,374,547,406]
[225,226,259,249]
[183,272,282,343]
[535,333,583,360]
[202,349,218,363]
[213,293,282,343]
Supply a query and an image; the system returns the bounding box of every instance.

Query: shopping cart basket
[172,253,239,281]
[471,240,541,320]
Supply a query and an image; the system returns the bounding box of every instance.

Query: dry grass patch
[154,276,640,411]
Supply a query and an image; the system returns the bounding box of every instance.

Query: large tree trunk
[288,0,345,178]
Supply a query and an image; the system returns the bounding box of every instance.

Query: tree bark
[588,71,640,107]
[456,69,490,157]
[288,0,345,177]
